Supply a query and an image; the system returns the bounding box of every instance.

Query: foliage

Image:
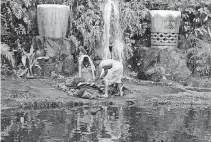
[19,45,49,77]
[1,0,211,78]
[178,1,211,39]
[1,44,16,77]
[1,0,103,55]
[1,44,15,68]
[68,0,103,54]
[120,0,151,59]
[1,0,38,48]
[186,37,211,77]
[120,0,211,77]
[174,0,211,77]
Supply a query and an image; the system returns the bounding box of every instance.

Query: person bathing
[94,58,124,98]
[78,45,96,80]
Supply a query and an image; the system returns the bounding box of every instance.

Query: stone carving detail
[164,16,175,29]
[151,32,178,45]
[150,10,181,48]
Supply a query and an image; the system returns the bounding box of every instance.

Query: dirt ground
[1,77,211,110]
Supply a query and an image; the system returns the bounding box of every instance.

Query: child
[95,58,123,98]
[78,54,96,80]
[77,45,96,80]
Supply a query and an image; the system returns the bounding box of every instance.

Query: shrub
[1,0,211,78]
[1,44,15,76]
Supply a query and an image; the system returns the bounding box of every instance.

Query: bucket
[150,10,181,49]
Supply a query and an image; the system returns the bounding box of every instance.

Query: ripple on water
[1,106,211,142]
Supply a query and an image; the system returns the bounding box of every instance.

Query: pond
[1,105,211,142]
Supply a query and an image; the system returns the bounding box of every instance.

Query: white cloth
[101,60,123,85]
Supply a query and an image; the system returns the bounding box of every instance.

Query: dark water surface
[1,105,211,142]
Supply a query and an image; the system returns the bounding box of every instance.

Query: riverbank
[1,77,211,110]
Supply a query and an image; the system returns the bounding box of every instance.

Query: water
[2,106,211,142]
[102,0,124,62]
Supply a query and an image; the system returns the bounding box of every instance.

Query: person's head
[82,56,90,68]
[93,55,102,67]
[109,45,113,52]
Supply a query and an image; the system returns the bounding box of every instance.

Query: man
[94,58,124,98]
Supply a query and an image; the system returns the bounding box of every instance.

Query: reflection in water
[1,106,211,142]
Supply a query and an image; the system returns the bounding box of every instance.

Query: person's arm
[88,57,96,79]
[78,55,86,77]
[100,69,108,79]
[78,56,82,77]
[94,65,102,83]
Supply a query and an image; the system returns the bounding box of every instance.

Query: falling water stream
[102,0,124,62]
[2,0,211,142]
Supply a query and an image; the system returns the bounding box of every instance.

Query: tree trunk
[37,4,70,38]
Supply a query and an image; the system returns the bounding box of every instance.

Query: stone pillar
[37,4,70,38]
[150,10,181,49]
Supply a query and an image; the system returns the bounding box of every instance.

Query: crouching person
[78,54,96,80]
[95,58,124,98]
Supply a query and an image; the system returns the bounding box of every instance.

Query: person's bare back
[95,59,123,98]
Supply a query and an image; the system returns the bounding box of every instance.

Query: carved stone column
[150,10,181,49]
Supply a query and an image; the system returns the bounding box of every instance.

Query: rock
[76,88,86,97]
[65,77,75,87]
[137,47,191,82]
[1,98,22,108]
[86,88,101,96]
[62,55,78,75]
[57,82,68,91]
[67,90,74,96]
[77,82,88,87]
[71,77,86,88]
[81,90,97,99]
[59,75,66,80]
[159,48,191,81]
[128,46,148,75]
[172,66,191,81]
[145,65,163,82]
[51,71,58,79]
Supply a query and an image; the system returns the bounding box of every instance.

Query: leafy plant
[120,0,150,59]
[1,0,211,78]
[1,44,15,68]
[1,0,38,56]
[186,38,211,77]
[1,44,16,78]
[180,5,211,39]
[120,0,211,77]
[68,0,103,53]
[19,45,49,77]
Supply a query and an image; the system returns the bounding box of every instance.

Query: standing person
[94,58,124,98]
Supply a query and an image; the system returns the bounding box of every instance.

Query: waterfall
[102,0,124,62]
